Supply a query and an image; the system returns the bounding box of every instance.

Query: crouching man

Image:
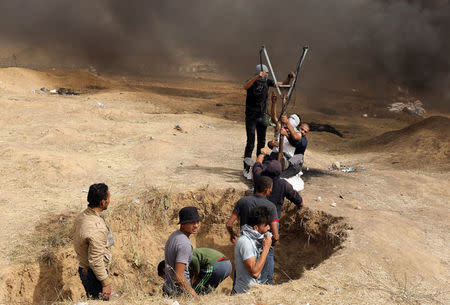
[158,248,232,295]
[163,206,203,300]
[232,206,272,294]
[73,183,114,300]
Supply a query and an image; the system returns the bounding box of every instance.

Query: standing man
[243,64,295,178]
[73,183,114,300]
[163,206,203,300]
[232,206,273,294]
[226,176,279,284]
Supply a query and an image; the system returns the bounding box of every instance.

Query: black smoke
[0,0,448,106]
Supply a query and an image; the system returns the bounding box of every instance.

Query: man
[73,183,114,300]
[268,91,309,175]
[232,206,273,294]
[252,152,304,219]
[163,206,203,300]
[243,64,295,178]
[158,248,232,295]
[226,176,279,284]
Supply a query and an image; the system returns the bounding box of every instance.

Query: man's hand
[101,285,112,301]
[288,71,295,79]
[230,231,238,244]
[260,147,270,155]
[280,128,289,136]
[263,233,272,249]
[268,140,279,148]
[280,115,289,124]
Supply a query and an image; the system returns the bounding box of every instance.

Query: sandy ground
[0,67,449,304]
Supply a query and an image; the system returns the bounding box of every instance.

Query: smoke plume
[0,0,448,107]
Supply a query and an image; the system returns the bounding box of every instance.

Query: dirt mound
[3,188,351,304]
[355,116,450,169]
[0,67,109,94]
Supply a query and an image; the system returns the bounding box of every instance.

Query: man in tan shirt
[73,183,114,300]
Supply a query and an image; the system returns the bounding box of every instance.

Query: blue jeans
[259,246,274,285]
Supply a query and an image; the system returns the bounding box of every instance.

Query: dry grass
[4,187,356,305]
[8,212,75,264]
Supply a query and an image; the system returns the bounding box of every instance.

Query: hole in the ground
[177,189,352,286]
[4,188,352,304]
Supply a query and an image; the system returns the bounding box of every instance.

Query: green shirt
[189,248,225,274]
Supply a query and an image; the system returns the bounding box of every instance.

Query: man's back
[233,194,278,226]
[73,208,111,270]
[253,161,303,218]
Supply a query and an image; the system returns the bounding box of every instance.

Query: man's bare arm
[226,213,239,243]
[243,234,272,278]
[174,262,199,299]
[280,115,301,141]
[244,72,267,90]
[277,72,295,86]
[270,221,280,246]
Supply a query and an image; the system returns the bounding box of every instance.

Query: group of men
[72,63,308,300]
[243,64,310,181]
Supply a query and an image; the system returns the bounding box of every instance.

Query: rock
[332,161,340,170]
[355,206,362,210]
[330,202,337,207]
[317,196,322,201]
[362,113,368,118]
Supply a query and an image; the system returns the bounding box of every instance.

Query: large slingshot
[259,45,309,161]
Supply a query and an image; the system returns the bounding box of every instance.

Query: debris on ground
[329,162,356,172]
[330,202,337,207]
[96,102,105,108]
[355,206,362,210]
[388,100,426,117]
[317,196,322,201]
[362,113,368,118]
[174,125,187,133]
[33,87,80,95]
[57,87,79,95]
[332,161,341,170]
[341,166,355,172]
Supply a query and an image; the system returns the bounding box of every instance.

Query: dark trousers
[78,267,102,299]
[244,117,267,167]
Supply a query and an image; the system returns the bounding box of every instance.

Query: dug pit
[3,188,351,304]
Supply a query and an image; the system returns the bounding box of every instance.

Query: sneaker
[243,168,253,180]
[244,157,255,168]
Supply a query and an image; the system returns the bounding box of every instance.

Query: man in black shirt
[243,64,295,178]
[252,151,304,219]
[226,176,279,284]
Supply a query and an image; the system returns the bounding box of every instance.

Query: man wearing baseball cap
[243,63,295,179]
[163,206,203,300]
